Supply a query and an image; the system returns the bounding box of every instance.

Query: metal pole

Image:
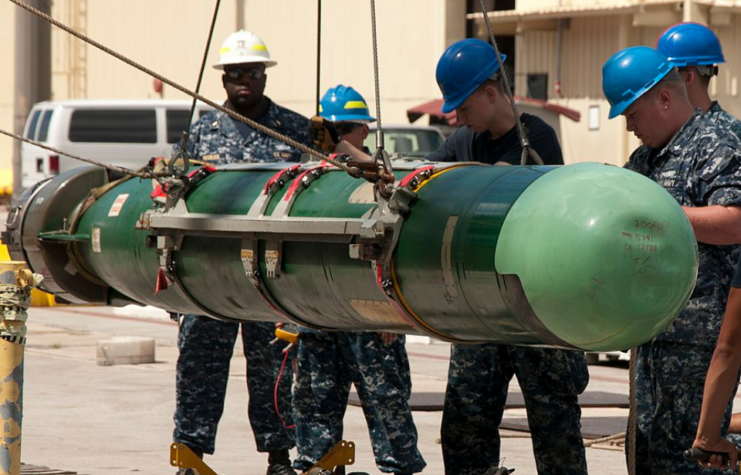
[0,261,34,475]
[236,0,245,30]
[13,0,52,200]
[555,19,563,98]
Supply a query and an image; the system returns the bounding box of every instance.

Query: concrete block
[97,336,155,366]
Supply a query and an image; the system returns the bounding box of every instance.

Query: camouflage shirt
[625,108,741,346]
[707,101,741,141]
[181,98,311,164]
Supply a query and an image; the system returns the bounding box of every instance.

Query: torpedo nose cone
[496,163,698,351]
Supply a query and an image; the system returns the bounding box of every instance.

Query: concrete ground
[14,304,650,475]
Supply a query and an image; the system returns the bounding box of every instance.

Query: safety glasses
[224,66,265,81]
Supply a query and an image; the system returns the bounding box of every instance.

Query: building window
[527,74,548,101]
[69,109,157,143]
[466,0,515,38]
[588,106,600,131]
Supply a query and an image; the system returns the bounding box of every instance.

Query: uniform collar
[256,98,285,129]
[211,97,285,137]
[654,108,704,160]
[217,97,282,128]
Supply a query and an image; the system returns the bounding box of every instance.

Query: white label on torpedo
[92,227,102,253]
[108,194,130,217]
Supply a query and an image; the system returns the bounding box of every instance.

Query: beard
[229,94,259,114]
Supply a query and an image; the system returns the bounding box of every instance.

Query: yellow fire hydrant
[0,261,40,475]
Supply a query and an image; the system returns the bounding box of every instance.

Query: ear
[221,74,227,88]
[684,68,697,87]
[360,125,370,140]
[656,88,672,112]
[482,84,497,103]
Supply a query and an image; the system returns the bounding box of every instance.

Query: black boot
[266,449,297,475]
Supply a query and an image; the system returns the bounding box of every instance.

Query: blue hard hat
[602,46,673,119]
[319,85,376,123]
[657,22,724,67]
[436,38,506,113]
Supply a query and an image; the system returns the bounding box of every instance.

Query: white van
[21,99,213,189]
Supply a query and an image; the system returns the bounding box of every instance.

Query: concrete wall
[514,15,633,164]
[51,0,457,122]
[713,17,741,121]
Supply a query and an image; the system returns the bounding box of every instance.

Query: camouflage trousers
[292,331,426,474]
[626,341,736,474]
[726,432,741,447]
[173,315,295,454]
[442,343,589,475]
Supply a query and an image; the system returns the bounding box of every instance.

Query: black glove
[309,116,340,153]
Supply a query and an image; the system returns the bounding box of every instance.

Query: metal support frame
[272,163,332,218]
[308,440,357,475]
[170,443,217,475]
[246,164,304,217]
[143,162,477,337]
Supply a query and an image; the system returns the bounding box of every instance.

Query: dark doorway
[466,0,516,93]
[527,73,549,101]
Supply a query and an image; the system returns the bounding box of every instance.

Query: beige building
[2,0,740,178]
[0,0,465,177]
[470,0,741,165]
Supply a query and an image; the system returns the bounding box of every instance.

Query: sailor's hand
[688,437,738,470]
[309,116,340,153]
[379,332,397,345]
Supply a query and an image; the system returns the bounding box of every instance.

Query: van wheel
[586,353,599,365]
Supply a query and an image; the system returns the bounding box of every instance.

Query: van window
[25,110,41,139]
[37,110,54,142]
[69,109,157,143]
[166,109,192,144]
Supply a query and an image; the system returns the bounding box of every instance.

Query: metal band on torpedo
[374,163,479,343]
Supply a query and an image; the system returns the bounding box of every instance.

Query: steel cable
[370,0,383,151]
[477,0,544,165]
[0,128,160,179]
[184,0,222,134]
[315,0,322,116]
[8,0,362,177]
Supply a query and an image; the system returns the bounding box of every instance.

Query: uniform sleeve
[172,114,210,160]
[425,127,469,162]
[693,141,741,207]
[292,117,312,148]
[280,111,312,151]
[732,257,741,288]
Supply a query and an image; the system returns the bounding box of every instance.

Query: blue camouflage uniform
[623,108,741,474]
[292,330,426,474]
[707,101,741,140]
[434,115,590,475]
[173,100,310,456]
